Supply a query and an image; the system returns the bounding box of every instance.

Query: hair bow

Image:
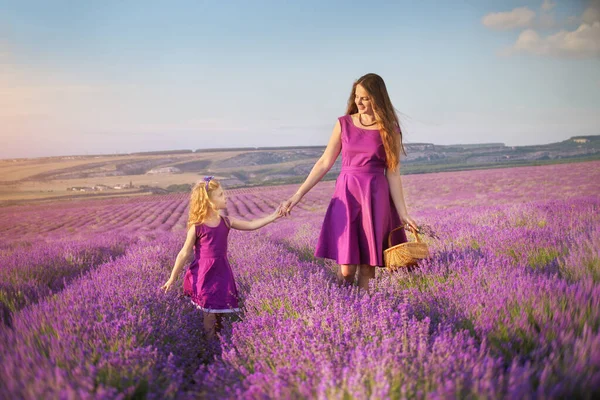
[203,176,214,190]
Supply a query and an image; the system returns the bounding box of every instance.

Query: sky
[1,0,599,159]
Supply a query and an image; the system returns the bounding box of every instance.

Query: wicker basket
[384,226,430,271]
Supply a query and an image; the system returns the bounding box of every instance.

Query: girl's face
[354,84,374,115]
[209,186,227,210]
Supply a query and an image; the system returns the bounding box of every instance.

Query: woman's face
[354,84,373,115]
[209,186,227,210]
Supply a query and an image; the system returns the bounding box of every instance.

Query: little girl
[161,176,282,339]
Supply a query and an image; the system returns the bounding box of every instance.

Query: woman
[280,73,418,290]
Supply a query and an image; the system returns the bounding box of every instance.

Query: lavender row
[0,195,189,243]
[0,233,198,399]
[0,235,133,325]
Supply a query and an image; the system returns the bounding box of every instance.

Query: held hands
[272,205,286,221]
[279,193,302,217]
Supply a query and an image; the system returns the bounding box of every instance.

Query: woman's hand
[400,215,419,232]
[279,193,302,216]
[161,278,175,293]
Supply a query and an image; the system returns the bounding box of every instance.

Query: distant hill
[396,135,600,174]
[1,136,598,203]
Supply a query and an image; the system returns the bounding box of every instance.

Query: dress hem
[190,300,240,313]
[314,253,384,268]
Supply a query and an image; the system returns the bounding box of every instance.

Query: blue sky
[1,0,599,158]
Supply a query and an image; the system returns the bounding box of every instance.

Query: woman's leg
[339,264,358,285]
[358,264,376,291]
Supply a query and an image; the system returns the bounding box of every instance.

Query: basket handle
[388,225,421,247]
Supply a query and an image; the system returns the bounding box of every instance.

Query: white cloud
[482,7,536,30]
[495,0,600,58]
[484,1,599,32]
[508,21,600,58]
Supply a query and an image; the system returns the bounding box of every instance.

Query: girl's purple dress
[183,216,240,313]
[315,114,407,266]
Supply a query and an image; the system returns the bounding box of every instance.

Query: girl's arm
[281,120,342,214]
[230,208,281,231]
[386,159,418,231]
[161,225,196,292]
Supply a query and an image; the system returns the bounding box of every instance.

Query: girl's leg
[357,264,375,292]
[339,264,358,285]
[214,314,224,334]
[203,312,217,339]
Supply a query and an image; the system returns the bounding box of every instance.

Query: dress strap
[338,115,350,140]
[222,216,231,229]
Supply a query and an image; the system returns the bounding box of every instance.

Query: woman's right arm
[161,226,196,292]
[282,120,342,215]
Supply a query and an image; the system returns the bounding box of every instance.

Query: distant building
[146,167,182,175]
[94,184,111,191]
[573,138,588,144]
[113,181,135,189]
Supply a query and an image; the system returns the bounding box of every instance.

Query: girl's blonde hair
[345,73,405,172]
[187,178,220,228]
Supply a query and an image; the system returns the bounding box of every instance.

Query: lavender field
[1,161,599,399]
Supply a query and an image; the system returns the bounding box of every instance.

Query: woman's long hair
[345,73,405,171]
[187,179,220,228]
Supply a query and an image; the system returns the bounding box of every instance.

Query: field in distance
[1,135,598,204]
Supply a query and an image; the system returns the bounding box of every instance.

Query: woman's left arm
[387,163,418,231]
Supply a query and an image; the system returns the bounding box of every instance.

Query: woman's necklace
[359,113,377,127]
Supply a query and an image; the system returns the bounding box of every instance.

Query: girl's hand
[161,278,175,293]
[272,205,285,220]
